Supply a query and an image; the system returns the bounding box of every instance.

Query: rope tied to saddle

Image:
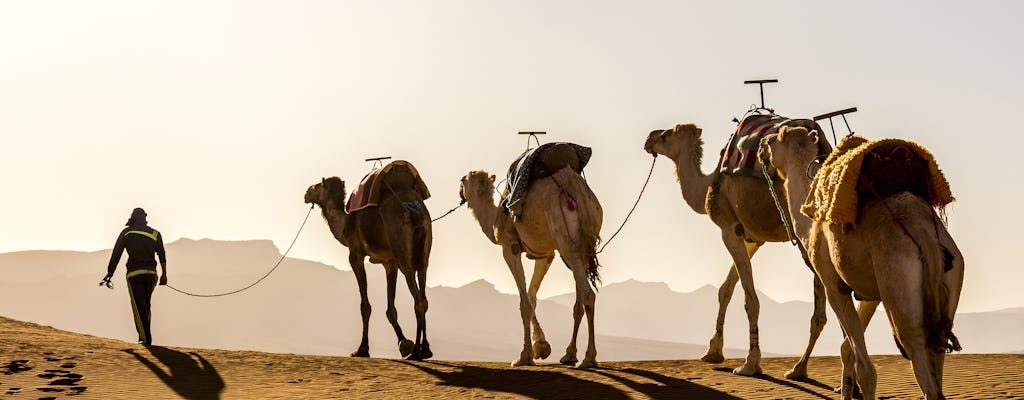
[164,204,315,298]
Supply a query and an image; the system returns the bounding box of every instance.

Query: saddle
[502,142,592,217]
[721,114,822,177]
[802,135,954,225]
[346,160,431,213]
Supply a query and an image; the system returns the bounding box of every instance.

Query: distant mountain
[1,239,1020,362]
[0,239,750,362]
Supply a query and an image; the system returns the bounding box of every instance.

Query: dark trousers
[126,269,158,345]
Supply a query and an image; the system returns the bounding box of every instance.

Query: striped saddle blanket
[720,114,824,177]
[346,160,431,213]
[719,114,791,177]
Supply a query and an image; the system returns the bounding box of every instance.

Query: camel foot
[732,362,762,376]
[784,366,808,380]
[574,359,598,369]
[350,348,370,358]
[834,384,862,399]
[559,353,578,366]
[398,339,415,358]
[416,344,433,360]
[700,351,725,364]
[533,341,552,360]
[511,357,536,367]
[405,346,432,361]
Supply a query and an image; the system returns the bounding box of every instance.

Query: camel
[304,164,433,360]
[643,123,829,378]
[459,168,603,368]
[760,127,963,400]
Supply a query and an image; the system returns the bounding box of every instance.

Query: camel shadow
[394,360,740,400]
[590,368,743,400]
[711,367,832,400]
[124,346,225,400]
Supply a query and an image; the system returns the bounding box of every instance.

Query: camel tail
[551,168,603,288]
[920,211,961,354]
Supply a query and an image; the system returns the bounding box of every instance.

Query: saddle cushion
[801,135,954,225]
[346,160,431,213]
[503,142,591,215]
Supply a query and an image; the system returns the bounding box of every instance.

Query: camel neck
[319,200,350,247]
[465,192,499,245]
[670,151,714,215]
[779,168,814,244]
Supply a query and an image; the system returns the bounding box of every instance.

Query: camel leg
[383,262,414,358]
[816,264,876,400]
[703,241,760,364]
[935,228,964,389]
[349,253,371,357]
[876,252,944,399]
[502,246,536,366]
[565,253,598,369]
[701,266,737,364]
[785,273,829,379]
[560,290,583,366]
[400,269,430,361]
[720,233,762,376]
[528,255,554,360]
[836,300,879,396]
[414,268,432,360]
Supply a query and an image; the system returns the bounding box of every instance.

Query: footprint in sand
[1,359,32,375]
[35,355,88,395]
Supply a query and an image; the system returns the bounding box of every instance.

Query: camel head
[459,170,496,205]
[643,123,703,160]
[759,126,822,181]
[305,177,347,208]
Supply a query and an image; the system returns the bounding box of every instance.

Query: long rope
[165,205,315,297]
[596,156,656,254]
[761,161,799,246]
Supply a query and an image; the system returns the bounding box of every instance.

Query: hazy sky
[2,1,1021,313]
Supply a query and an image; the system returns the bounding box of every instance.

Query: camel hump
[346,160,431,213]
[502,142,593,216]
[530,143,583,180]
[857,142,932,201]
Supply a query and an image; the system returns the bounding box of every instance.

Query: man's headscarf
[126,207,147,226]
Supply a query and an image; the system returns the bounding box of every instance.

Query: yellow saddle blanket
[801,135,954,225]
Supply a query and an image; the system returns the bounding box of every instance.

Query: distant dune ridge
[0,238,1021,362]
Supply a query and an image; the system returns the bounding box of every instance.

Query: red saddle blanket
[346,160,431,213]
[720,114,790,177]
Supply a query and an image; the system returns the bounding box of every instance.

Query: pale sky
[1,1,1021,313]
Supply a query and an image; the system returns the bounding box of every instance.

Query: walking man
[102,207,167,345]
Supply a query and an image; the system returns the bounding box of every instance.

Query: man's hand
[159,274,168,286]
[99,275,113,289]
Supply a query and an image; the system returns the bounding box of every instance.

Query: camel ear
[489,174,496,183]
[810,129,821,144]
[694,127,703,137]
[321,177,326,185]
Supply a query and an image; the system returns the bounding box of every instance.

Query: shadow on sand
[712,366,832,400]
[124,346,225,400]
[396,360,743,400]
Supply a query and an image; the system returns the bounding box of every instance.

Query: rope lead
[165,204,315,297]
[596,156,657,254]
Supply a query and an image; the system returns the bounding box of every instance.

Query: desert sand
[1,315,1021,399]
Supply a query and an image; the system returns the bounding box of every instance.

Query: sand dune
[2,315,1022,399]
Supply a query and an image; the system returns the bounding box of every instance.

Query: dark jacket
[107,225,166,276]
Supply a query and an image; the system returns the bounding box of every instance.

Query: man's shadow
[124,346,225,400]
